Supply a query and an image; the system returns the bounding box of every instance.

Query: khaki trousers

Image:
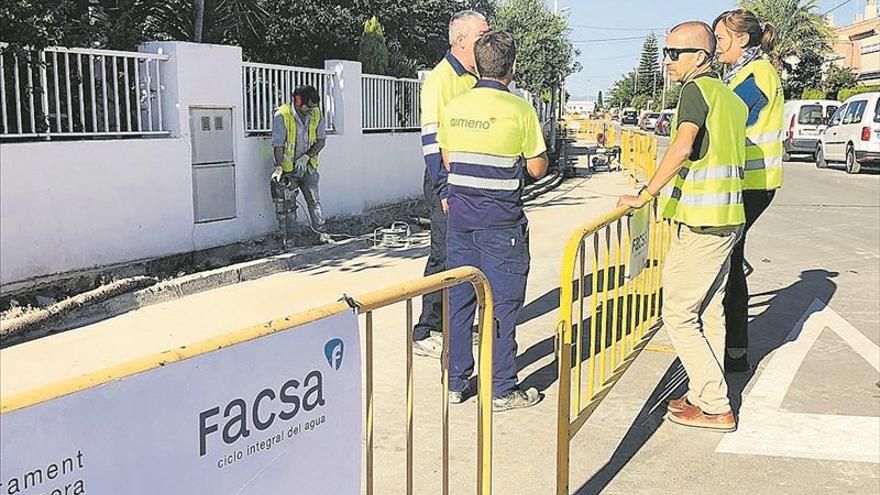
[662,223,741,414]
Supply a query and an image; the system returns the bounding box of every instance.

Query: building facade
[828,0,880,86]
[565,100,596,116]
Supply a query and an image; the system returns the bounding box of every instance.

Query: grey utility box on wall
[189,107,236,223]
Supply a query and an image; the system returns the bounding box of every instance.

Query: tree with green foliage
[359,16,389,75]
[637,33,661,99]
[738,0,834,98]
[491,0,579,94]
[1,0,496,76]
[630,94,648,112]
[346,0,496,77]
[596,90,604,109]
[838,85,880,102]
[822,64,859,100]
[658,84,681,110]
[783,50,825,99]
[0,0,80,50]
[1,0,269,54]
[801,88,826,99]
[608,71,637,109]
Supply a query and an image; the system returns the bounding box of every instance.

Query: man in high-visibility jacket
[412,10,489,359]
[439,31,548,411]
[618,21,747,432]
[271,85,328,241]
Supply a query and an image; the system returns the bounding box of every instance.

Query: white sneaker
[493,387,542,412]
[449,390,467,404]
[412,331,480,359]
[413,331,443,359]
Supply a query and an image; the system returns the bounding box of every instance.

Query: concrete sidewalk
[2,152,878,493]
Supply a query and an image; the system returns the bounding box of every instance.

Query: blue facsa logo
[324,339,345,370]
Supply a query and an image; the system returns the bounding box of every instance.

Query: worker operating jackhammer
[270,85,330,247]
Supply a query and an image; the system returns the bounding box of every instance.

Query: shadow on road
[573,269,838,495]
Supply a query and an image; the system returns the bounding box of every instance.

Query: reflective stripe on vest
[276,104,321,173]
[661,76,747,227]
[448,151,520,168]
[421,123,440,136]
[448,173,520,191]
[728,59,785,191]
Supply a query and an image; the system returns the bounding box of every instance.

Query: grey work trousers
[283,168,324,231]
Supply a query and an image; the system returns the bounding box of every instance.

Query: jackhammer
[270,175,296,249]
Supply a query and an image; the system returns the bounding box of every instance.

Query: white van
[816,92,880,174]
[783,99,841,160]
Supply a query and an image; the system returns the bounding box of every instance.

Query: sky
[560,0,867,101]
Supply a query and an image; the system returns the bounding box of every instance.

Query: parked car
[783,99,840,160]
[654,110,675,136]
[640,112,661,131]
[815,92,880,174]
[621,108,639,126]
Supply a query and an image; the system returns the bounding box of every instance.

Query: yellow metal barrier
[1,266,496,495]
[563,118,613,144]
[554,200,672,495]
[617,126,659,185]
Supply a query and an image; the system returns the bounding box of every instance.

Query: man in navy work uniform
[413,10,489,359]
[437,31,549,411]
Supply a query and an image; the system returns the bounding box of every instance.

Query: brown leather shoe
[666,403,736,432]
[666,395,690,414]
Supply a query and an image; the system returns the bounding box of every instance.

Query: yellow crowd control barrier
[554,201,673,495]
[0,266,496,495]
[563,118,612,144]
[618,127,659,185]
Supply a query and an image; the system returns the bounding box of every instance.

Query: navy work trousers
[414,170,447,340]
[447,224,530,397]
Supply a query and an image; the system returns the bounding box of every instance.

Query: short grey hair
[449,10,487,45]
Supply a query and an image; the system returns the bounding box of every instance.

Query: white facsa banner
[627,206,650,280]
[0,311,362,495]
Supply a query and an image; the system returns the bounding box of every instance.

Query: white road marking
[716,299,880,463]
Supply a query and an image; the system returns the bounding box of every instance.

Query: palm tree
[738,0,835,70]
[147,0,269,46]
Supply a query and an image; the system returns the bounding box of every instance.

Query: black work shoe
[725,354,752,373]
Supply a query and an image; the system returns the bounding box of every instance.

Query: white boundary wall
[0,42,423,288]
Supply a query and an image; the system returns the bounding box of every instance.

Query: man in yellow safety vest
[271,85,328,243]
[412,10,489,358]
[618,21,747,432]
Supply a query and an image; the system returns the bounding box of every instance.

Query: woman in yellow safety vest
[713,9,785,373]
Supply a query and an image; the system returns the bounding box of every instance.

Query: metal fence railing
[361,74,421,132]
[0,46,170,140]
[242,62,336,134]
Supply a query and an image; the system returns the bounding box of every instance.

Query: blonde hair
[713,9,776,52]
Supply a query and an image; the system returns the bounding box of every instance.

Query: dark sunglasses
[663,47,712,62]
